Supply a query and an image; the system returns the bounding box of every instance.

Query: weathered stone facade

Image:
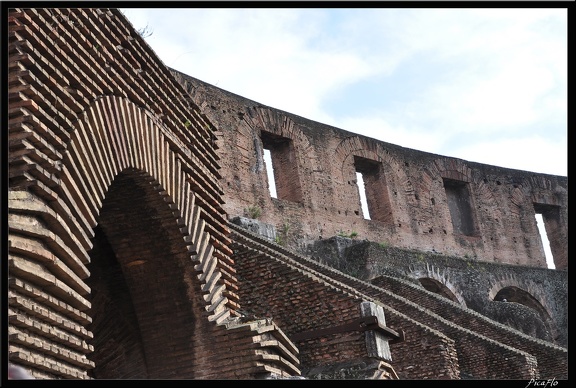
[7,7,567,381]
[172,71,568,271]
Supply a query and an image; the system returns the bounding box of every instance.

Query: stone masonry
[7,7,567,380]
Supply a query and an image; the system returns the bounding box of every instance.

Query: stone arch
[488,277,557,343]
[409,263,466,307]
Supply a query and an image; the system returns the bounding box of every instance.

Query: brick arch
[432,158,473,182]
[335,137,405,181]
[245,106,309,144]
[22,95,239,379]
[419,158,504,242]
[243,106,319,170]
[437,158,504,226]
[70,95,236,321]
[9,92,301,379]
[87,169,211,379]
[8,95,236,379]
[66,96,303,379]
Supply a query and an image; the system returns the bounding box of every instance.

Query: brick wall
[172,71,568,271]
[8,8,298,379]
[8,6,567,380]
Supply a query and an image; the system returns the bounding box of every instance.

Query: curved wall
[173,71,567,270]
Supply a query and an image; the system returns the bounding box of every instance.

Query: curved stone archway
[490,285,556,343]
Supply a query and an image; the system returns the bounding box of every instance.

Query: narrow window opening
[535,213,555,269]
[443,178,476,236]
[356,172,370,220]
[533,203,560,269]
[354,156,393,223]
[263,148,277,198]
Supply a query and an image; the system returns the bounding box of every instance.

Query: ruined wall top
[171,70,567,270]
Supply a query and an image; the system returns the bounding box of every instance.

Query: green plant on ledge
[337,230,358,239]
[275,222,290,247]
[244,205,261,219]
[379,241,389,249]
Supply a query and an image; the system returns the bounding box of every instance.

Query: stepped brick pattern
[7,7,567,380]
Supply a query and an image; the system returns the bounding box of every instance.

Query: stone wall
[7,6,567,381]
[172,71,568,270]
[341,241,567,347]
[229,224,566,379]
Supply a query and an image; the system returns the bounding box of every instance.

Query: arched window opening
[494,286,558,341]
[494,286,548,314]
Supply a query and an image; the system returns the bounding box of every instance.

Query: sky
[119,7,568,178]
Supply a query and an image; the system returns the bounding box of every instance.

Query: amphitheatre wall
[171,71,568,271]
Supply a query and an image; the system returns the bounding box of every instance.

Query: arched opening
[494,286,547,313]
[493,286,556,343]
[418,278,459,303]
[86,169,205,379]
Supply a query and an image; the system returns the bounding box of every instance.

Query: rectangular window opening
[533,203,560,269]
[356,172,371,220]
[443,178,476,236]
[263,148,277,198]
[354,156,392,223]
[535,213,555,269]
[261,131,302,202]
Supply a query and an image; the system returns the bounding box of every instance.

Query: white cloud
[451,136,567,176]
[120,7,567,177]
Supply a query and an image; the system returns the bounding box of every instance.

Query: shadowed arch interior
[86,169,206,379]
[418,278,459,303]
[494,286,555,330]
[494,286,549,315]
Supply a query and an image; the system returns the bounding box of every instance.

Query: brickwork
[345,242,568,348]
[172,71,568,270]
[229,224,457,379]
[230,224,558,379]
[8,8,300,379]
[7,6,567,381]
